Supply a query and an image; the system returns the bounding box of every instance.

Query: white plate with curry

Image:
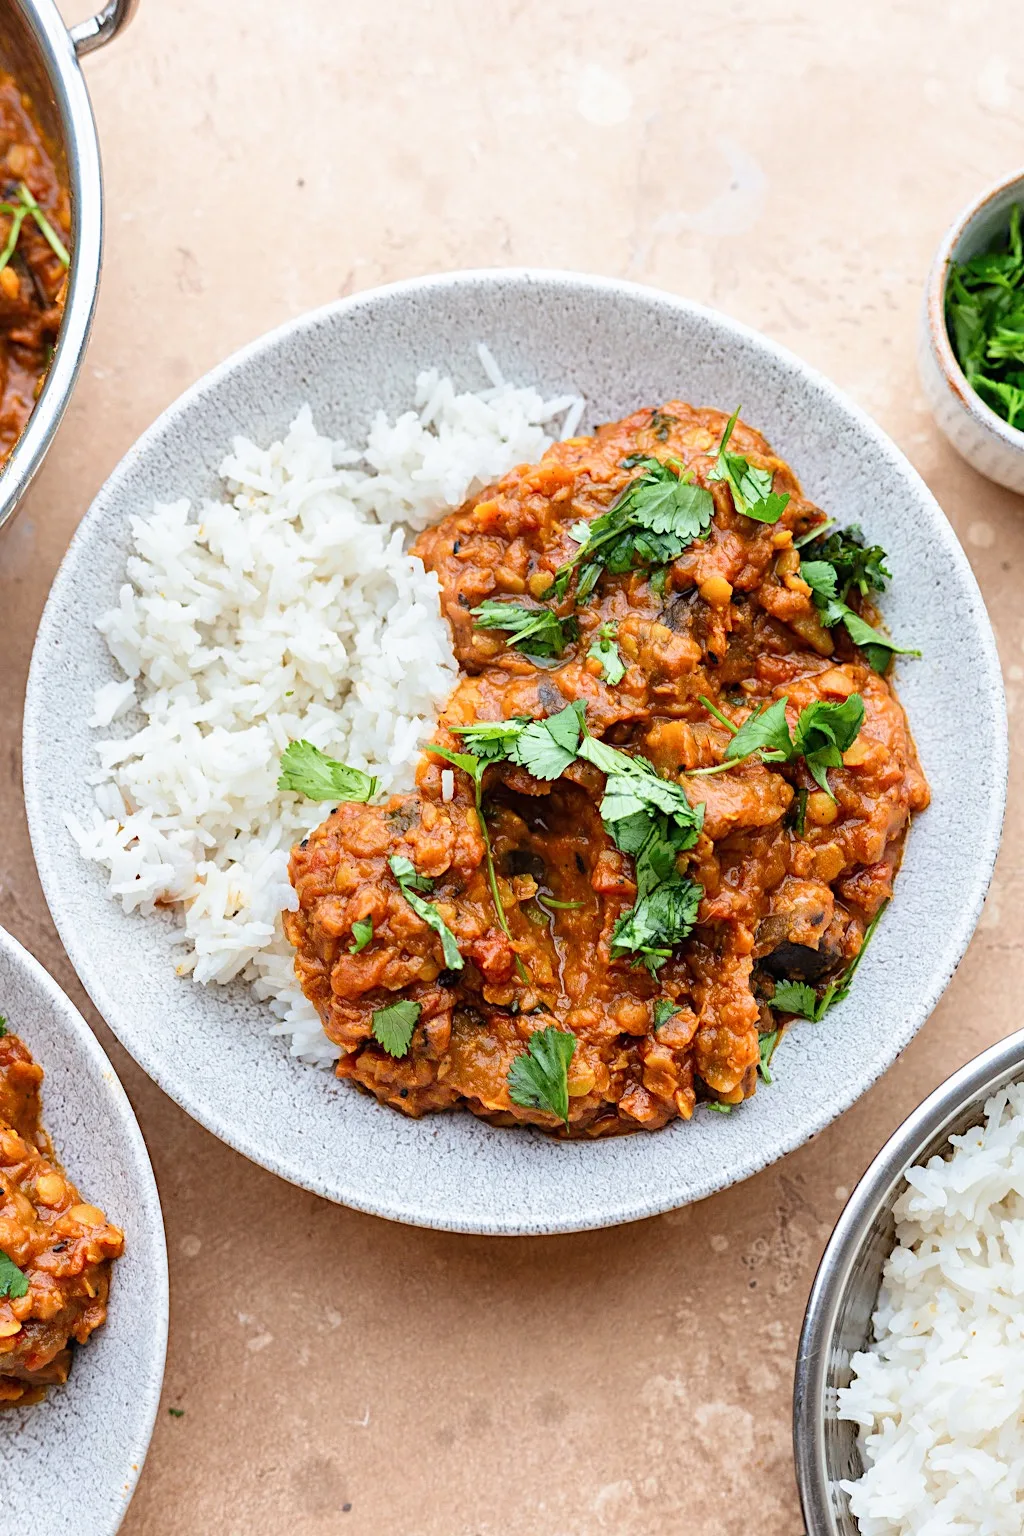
[0,926,166,1535]
[22,270,1007,1234]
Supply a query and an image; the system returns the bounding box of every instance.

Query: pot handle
[70,0,140,57]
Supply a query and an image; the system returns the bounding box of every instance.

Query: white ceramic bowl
[919,168,1024,491]
[0,926,166,1536]
[23,269,1007,1235]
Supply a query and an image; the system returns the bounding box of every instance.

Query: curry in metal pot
[283,403,928,1135]
[0,70,70,469]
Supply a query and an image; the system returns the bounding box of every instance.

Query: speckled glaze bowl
[0,926,166,1536]
[23,270,1007,1235]
[919,168,1024,492]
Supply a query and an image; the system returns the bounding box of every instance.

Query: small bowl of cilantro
[921,168,1024,491]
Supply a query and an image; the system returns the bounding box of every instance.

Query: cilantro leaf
[506,1025,577,1122]
[471,600,578,659]
[349,918,373,954]
[653,999,681,1029]
[708,408,790,524]
[548,457,713,600]
[511,702,587,780]
[946,205,1024,429]
[371,999,421,1057]
[758,1029,780,1084]
[0,1249,28,1299]
[577,735,704,847]
[799,529,916,670]
[707,1101,733,1115]
[770,980,822,1019]
[725,697,793,763]
[0,1015,6,1038]
[838,610,922,673]
[588,621,626,685]
[278,741,378,802]
[389,855,463,971]
[449,718,530,761]
[792,694,865,796]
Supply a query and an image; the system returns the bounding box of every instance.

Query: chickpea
[699,574,733,607]
[805,790,838,827]
[0,1318,22,1339]
[67,1203,105,1228]
[527,571,551,599]
[34,1172,66,1208]
[0,266,19,300]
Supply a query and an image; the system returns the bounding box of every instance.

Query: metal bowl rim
[0,0,103,534]
[793,1022,1024,1534]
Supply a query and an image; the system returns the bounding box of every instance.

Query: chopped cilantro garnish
[507,1025,576,1122]
[371,998,421,1057]
[577,735,704,971]
[946,205,1024,429]
[388,856,463,972]
[0,1249,28,1300]
[451,701,586,781]
[757,1029,780,1084]
[0,1015,6,1039]
[471,599,578,659]
[278,741,378,802]
[706,1101,733,1115]
[653,999,681,1029]
[698,693,865,800]
[801,525,890,600]
[588,621,626,685]
[708,408,790,524]
[548,457,713,600]
[349,918,373,954]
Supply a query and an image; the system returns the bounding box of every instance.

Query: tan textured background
[3,2,1023,1531]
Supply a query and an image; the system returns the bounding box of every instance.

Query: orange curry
[286,403,929,1135]
[0,1032,123,1406]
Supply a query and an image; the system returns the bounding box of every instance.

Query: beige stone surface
[3,0,1024,1530]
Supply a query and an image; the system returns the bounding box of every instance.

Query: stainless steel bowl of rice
[794,1026,1024,1536]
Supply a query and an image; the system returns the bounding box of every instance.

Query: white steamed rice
[68,347,584,1063]
[838,1081,1024,1535]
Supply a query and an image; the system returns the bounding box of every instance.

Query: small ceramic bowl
[919,168,1024,491]
[0,926,167,1536]
[793,1025,1024,1534]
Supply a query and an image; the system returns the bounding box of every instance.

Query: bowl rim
[924,165,1024,451]
[0,922,168,1532]
[22,266,1010,1232]
[0,0,105,535]
[792,1023,1024,1534]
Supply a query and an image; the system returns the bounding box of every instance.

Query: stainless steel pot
[0,0,137,535]
[793,1026,1024,1534]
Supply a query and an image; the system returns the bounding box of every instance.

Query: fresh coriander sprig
[471,599,578,659]
[278,741,378,802]
[371,998,421,1057]
[946,205,1024,428]
[757,1029,780,1084]
[388,855,463,972]
[349,918,373,954]
[708,408,790,524]
[506,1025,577,1122]
[799,556,919,674]
[587,620,627,684]
[0,183,70,280]
[696,692,865,799]
[547,457,714,601]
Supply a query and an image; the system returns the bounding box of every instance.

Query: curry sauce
[285,403,929,1135]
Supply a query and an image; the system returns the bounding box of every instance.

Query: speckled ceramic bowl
[0,926,166,1536]
[919,168,1024,492]
[23,270,1007,1235]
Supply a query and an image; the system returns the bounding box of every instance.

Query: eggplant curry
[285,402,928,1136]
[0,70,70,469]
[0,1029,123,1406]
